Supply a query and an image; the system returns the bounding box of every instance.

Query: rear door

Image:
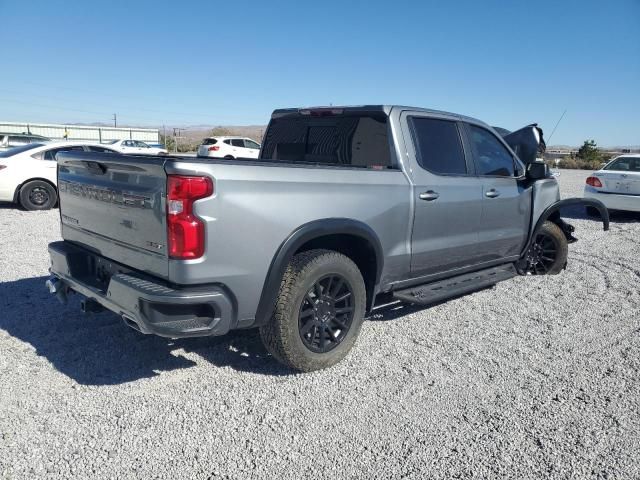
[463,123,529,261]
[57,151,169,278]
[599,157,640,194]
[401,112,484,276]
[230,138,245,157]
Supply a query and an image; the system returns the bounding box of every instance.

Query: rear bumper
[584,186,640,212]
[47,241,235,338]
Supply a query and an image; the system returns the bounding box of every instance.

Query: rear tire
[522,221,568,275]
[223,155,235,160]
[19,180,57,210]
[259,249,366,372]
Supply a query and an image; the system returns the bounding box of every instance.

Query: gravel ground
[1,169,638,479]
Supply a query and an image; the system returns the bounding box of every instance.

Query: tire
[522,221,568,275]
[223,155,235,160]
[259,249,366,372]
[19,180,57,210]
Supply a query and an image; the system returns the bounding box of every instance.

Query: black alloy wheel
[298,274,355,353]
[522,221,568,275]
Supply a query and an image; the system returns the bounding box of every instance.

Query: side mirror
[526,161,548,180]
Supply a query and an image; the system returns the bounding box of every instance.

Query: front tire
[522,221,568,275]
[259,249,366,372]
[19,180,57,210]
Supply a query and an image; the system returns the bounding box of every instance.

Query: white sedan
[0,141,119,210]
[197,137,261,159]
[584,155,640,213]
[108,139,168,155]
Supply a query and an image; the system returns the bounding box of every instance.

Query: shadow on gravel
[0,276,292,386]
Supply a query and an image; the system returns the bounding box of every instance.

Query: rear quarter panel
[165,160,412,325]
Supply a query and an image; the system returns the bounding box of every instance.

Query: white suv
[197,137,261,159]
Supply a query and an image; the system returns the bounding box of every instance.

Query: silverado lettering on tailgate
[58,180,152,209]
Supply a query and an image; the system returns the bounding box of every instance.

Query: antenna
[546,109,566,144]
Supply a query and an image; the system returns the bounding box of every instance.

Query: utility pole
[173,127,185,153]
[112,113,117,128]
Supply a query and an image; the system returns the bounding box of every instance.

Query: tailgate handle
[85,161,107,174]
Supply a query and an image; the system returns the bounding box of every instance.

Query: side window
[467,124,516,177]
[231,139,244,147]
[244,139,260,149]
[8,136,29,147]
[409,117,467,175]
[223,139,232,145]
[43,145,84,161]
[87,146,116,153]
[135,141,148,148]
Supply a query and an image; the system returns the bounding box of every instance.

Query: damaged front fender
[521,197,609,257]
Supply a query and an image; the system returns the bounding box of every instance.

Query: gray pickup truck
[46,106,608,371]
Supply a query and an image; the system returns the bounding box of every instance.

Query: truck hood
[494,124,546,165]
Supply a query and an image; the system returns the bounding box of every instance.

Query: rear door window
[231,139,245,147]
[605,157,640,172]
[43,145,84,161]
[87,146,118,153]
[244,139,260,149]
[467,124,516,176]
[409,117,467,175]
[8,136,30,146]
[261,113,392,168]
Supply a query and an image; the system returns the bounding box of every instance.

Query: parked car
[108,139,168,155]
[0,142,120,210]
[46,105,608,372]
[197,136,261,159]
[584,155,640,213]
[0,133,50,151]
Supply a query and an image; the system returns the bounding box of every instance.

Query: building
[0,121,159,143]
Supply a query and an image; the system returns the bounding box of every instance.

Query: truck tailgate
[57,151,169,278]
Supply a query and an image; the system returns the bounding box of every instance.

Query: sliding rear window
[260,113,393,169]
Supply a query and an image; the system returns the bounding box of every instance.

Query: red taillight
[208,146,219,151]
[586,176,602,187]
[167,175,213,259]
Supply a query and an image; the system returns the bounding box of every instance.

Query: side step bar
[393,263,517,306]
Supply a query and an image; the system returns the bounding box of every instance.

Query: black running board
[393,263,517,306]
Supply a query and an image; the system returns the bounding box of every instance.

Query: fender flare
[254,218,384,326]
[520,197,609,256]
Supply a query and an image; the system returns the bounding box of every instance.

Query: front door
[464,123,530,261]
[401,113,485,276]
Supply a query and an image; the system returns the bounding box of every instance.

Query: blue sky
[0,0,638,146]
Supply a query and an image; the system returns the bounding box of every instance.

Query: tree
[577,139,600,163]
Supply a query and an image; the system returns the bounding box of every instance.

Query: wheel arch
[254,218,384,326]
[521,197,609,256]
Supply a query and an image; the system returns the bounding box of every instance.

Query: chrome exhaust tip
[45,277,68,304]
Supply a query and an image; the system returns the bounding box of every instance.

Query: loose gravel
[1,170,638,479]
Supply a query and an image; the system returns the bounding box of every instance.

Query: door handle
[485,189,500,198]
[419,190,439,201]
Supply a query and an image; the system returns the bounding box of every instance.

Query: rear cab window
[260,111,393,169]
[409,117,467,175]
